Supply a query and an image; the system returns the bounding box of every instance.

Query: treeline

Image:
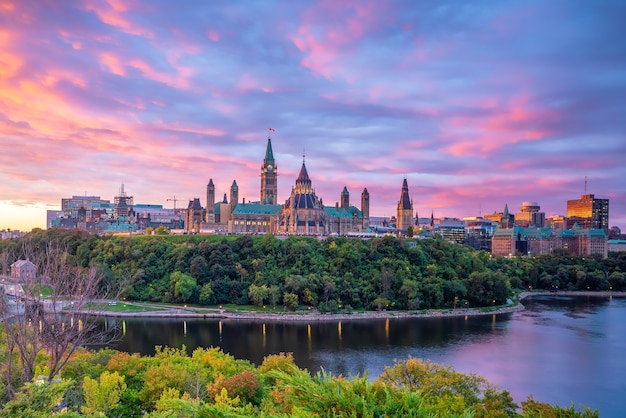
[0,345,599,417]
[2,229,626,311]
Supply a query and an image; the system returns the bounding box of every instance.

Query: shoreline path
[87,291,626,322]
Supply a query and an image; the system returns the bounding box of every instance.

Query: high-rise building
[396,178,413,234]
[566,194,609,231]
[515,201,545,227]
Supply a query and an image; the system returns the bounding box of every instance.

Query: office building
[566,194,609,231]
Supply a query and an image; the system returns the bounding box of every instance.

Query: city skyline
[1,1,624,232]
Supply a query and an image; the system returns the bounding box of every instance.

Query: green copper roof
[232,202,282,216]
[264,138,275,165]
[324,205,363,219]
[493,226,553,239]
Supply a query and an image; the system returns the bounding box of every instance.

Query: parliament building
[185,135,370,236]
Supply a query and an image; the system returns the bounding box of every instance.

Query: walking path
[86,291,626,322]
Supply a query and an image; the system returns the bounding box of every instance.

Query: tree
[199,283,214,305]
[283,293,298,311]
[82,371,127,416]
[248,284,268,307]
[189,255,210,285]
[169,271,198,303]
[377,357,518,417]
[0,236,114,398]
[154,226,169,235]
[268,285,281,309]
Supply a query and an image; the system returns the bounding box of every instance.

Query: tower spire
[261,132,277,204]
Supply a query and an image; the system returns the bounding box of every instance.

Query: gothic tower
[501,204,512,229]
[397,178,413,233]
[361,187,370,229]
[206,179,215,223]
[230,180,239,212]
[260,137,278,204]
[341,186,349,210]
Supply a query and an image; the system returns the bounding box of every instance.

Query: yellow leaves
[258,352,297,375]
[81,371,127,416]
[214,387,241,407]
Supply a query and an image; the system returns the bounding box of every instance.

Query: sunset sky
[1,0,624,232]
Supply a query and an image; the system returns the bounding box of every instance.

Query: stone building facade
[188,134,370,236]
[396,178,413,234]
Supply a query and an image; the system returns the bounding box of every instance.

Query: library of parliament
[185,135,371,235]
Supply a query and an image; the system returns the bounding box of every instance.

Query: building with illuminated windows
[514,201,546,227]
[557,224,607,257]
[566,194,609,231]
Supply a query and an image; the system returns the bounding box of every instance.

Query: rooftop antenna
[302,148,306,164]
[584,176,587,194]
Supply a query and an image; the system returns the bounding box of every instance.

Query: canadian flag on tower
[269,127,275,132]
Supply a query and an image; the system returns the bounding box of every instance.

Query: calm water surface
[110,295,626,416]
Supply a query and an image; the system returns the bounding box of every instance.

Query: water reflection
[105,296,626,416]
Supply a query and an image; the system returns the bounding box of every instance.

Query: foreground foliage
[0,344,600,417]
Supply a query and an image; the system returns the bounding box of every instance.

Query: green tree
[198,283,214,305]
[283,292,298,311]
[377,357,517,417]
[154,226,169,235]
[82,371,127,416]
[248,284,269,307]
[169,271,198,303]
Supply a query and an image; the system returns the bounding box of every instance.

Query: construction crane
[167,196,181,211]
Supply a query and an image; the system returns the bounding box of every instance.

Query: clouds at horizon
[1,0,625,231]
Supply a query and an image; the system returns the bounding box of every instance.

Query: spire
[297,161,310,184]
[208,178,214,187]
[294,159,313,194]
[400,178,411,209]
[264,137,275,165]
[501,204,511,228]
[231,180,238,189]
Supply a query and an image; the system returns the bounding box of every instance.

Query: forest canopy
[2,229,624,312]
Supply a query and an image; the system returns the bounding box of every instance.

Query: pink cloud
[99,51,126,76]
[82,0,154,39]
[289,0,387,79]
[442,95,561,157]
[207,30,220,42]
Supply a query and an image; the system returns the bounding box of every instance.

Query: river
[109,295,626,416]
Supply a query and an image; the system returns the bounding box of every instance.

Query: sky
[1,0,625,232]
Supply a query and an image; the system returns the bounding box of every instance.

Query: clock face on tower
[267,164,273,172]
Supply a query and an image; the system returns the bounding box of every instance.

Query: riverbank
[85,290,626,321]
